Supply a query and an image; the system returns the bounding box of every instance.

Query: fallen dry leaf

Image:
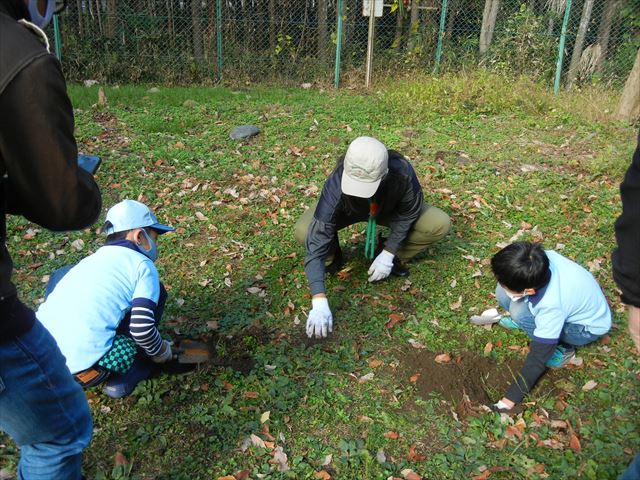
[449,295,463,310]
[484,342,493,354]
[385,313,404,329]
[217,476,236,480]
[409,373,421,383]
[401,468,422,480]
[383,431,400,439]
[434,353,451,364]
[114,451,128,467]
[368,359,383,368]
[582,380,598,391]
[408,339,426,349]
[314,471,331,480]
[569,434,581,453]
[407,444,427,461]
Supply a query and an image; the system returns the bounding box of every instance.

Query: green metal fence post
[433,0,448,74]
[334,0,344,88]
[53,14,62,61]
[216,0,223,82]
[553,0,572,94]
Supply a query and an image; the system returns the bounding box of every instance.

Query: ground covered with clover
[1,74,638,480]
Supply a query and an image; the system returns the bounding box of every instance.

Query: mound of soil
[402,350,524,405]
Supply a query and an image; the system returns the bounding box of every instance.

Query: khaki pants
[294,202,451,261]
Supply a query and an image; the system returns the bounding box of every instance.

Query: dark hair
[491,241,550,292]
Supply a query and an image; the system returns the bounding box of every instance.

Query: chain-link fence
[49,0,640,88]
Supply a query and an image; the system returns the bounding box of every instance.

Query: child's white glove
[152,339,173,363]
[306,297,333,338]
[368,250,394,282]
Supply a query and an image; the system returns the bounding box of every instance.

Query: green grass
[1,72,638,479]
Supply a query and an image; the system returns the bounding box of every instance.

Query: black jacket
[612,133,640,307]
[304,150,424,295]
[0,7,102,341]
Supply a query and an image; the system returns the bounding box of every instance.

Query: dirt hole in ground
[402,350,524,405]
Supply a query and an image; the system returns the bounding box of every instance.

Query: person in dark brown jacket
[0,0,102,477]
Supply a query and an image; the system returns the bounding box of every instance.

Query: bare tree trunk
[76,0,83,36]
[595,0,621,74]
[407,0,421,52]
[446,0,458,40]
[105,0,116,39]
[317,0,328,62]
[95,0,103,36]
[393,4,404,49]
[166,0,175,48]
[269,0,276,52]
[479,0,500,54]
[566,0,595,88]
[191,0,204,61]
[617,48,640,121]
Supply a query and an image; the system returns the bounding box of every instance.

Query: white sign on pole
[362,0,383,17]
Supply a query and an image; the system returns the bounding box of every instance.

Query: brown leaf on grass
[244,391,258,398]
[505,425,523,440]
[114,451,128,467]
[582,380,598,391]
[409,373,421,383]
[314,471,331,480]
[385,313,404,329]
[471,471,491,480]
[235,471,250,480]
[336,269,351,280]
[368,359,383,368]
[401,469,422,480]
[550,420,568,430]
[383,431,400,439]
[486,438,507,449]
[449,295,463,310]
[216,476,236,480]
[434,353,451,364]
[484,342,493,354]
[569,434,581,453]
[407,444,427,461]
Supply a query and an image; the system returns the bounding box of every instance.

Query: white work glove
[152,339,173,363]
[367,250,395,282]
[306,297,333,339]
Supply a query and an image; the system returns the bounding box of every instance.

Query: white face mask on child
[505,291,526,302]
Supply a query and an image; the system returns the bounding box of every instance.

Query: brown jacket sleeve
[0,54,101,231]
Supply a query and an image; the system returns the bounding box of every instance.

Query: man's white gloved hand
[306,297,333,338]
[368,250,395,282]
[152,339,173,363]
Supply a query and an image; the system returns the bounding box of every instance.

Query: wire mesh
[51,0,640,87]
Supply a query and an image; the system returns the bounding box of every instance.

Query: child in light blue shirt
[38,200,175,398]
[475,242,611,411]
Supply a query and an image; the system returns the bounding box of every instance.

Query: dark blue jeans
[0,316,92,479]
[495,284,602,346]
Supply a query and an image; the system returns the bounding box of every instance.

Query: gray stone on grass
[230,125,260,140]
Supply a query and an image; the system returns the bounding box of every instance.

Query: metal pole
[334,0,344,88]
[433,0,448,74]
[53,14,62,61]
[365,1,376,87]
[216,0,223,82]
[554,0,572,94]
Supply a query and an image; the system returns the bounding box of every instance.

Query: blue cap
[104,200,174,235]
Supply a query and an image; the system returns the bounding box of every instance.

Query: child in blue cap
[38,199,175,398]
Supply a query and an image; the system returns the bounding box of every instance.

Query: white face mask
[505,291,526,302]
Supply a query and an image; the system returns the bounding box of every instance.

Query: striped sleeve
[129,298,163,356]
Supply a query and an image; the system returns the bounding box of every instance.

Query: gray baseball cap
[341,136,389,198]
[104,199,174,235]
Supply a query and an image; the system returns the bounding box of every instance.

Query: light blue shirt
[527,251,611,342]
[37,244,160,373]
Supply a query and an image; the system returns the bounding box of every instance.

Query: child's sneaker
[498,316,521,330]
[546,346,576,368]
[103,358,156,398]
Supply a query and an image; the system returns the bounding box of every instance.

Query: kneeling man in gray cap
[295,136,451,338]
